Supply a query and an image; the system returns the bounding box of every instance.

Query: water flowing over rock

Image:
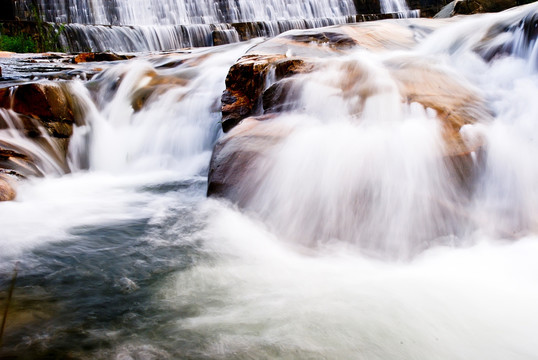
[3,3,538,358]
[0,172,16,200]
[380,0,421,17]
[0,82,77,193]
[21,0,357,25]
[13,0,369,52]
[208,5,538,257]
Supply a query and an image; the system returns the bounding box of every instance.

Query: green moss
[0,33,37,53]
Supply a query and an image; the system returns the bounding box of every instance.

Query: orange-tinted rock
[0,82,74,123]
[0,82,76,177]
[0,173,17,201]
[221,55,314,132]
[212,20,491,200]
[220,22,430,134]
[74,52,134,64]
[387,57,491,156]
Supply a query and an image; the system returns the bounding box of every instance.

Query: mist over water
[2,3,538,359]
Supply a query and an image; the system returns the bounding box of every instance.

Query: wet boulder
[220,23,425,133]
[211,20,490,200]
[73,52,134,63]
[221,54,314,132]
[0,82,74,123]
[207,115,285,200]
[477,10,538,62]
[0,173,16,201]
[0,82,77,186]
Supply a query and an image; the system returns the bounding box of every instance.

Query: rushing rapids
[2,2,538,359]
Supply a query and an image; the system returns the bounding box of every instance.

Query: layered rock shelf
[208,20,496,202]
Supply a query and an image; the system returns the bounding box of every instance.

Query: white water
[241,55,456,259]
[26,0,356,25]
[2,4,538,359]
[16,0,359,51]
[380,0,419,17]
[167,203,538,359]
[0,107,67,177]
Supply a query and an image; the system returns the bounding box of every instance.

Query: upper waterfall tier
[21,0,357,25]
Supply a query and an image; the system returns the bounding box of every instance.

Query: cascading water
[380,0,420,18]
[25,0,356,24]
[0,108,66,177]
[2,3,538,359]
[17,0,358,52]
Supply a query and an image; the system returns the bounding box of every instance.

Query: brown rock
[220,22,429,133]
[0,174,16,201]
[0,82,74,123]
[0,142,46,178]
[221,55,314,132]
[387,56,491,155]
[207,115,284,199]
[212,20,491,200]
[221,55,285,132]
[0,82,76,176]
[74,52,134,64]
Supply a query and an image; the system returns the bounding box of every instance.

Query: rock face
[0,83,74,123]
[0,81,76,199]
[435,0,534,17]
[221,55,314,132]
[208,19,491,200]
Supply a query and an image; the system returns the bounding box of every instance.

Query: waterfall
[17,0,358,52]
[2,3,538,359]
[26,0,356,25]
[380,0,419,18]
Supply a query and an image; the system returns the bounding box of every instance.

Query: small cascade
[56,18,357,53]
[58,24,225,53]
[225,53,466,259]
[67,42,255,174]
[2,4,538,359]
[380,0,420,18]
[0,108,67,177]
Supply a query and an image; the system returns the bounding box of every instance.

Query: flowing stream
[2,3,538,359]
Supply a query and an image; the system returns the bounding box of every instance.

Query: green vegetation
[0,33,37,53]
[31,4,65,52]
